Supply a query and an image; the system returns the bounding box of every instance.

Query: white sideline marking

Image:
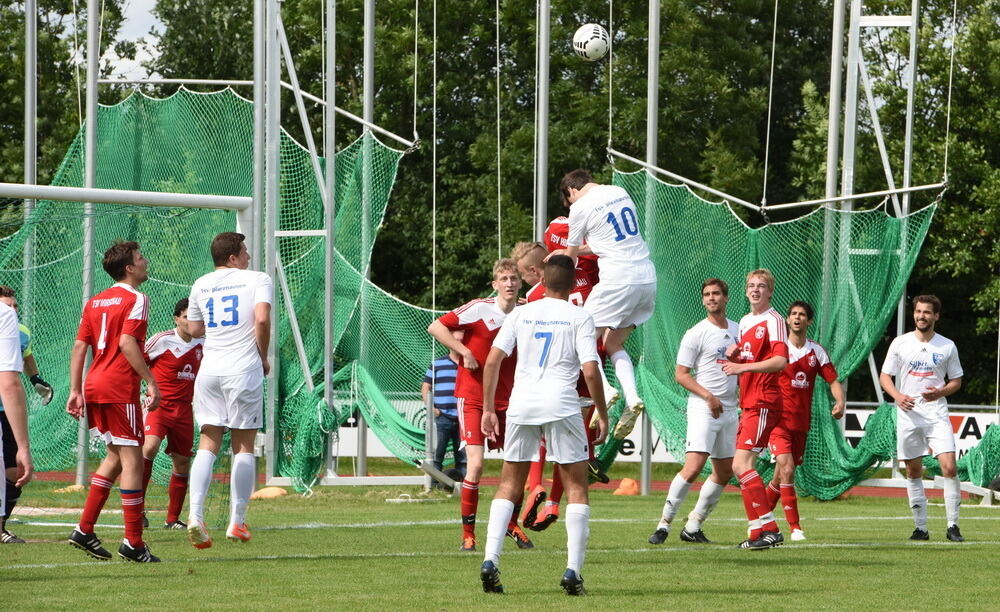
[6,540,1000,571]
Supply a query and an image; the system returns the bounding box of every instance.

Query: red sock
[739,470,777,536]
[77,474,114,534]
[549,467,564,505]
[780,484,800,531]
[166,473,189,524]
[765,482,781,512]
[508,490,524,530]
[141,458,153,494]
[460,480,479,537]
[121,489,145,547]
[526,445,546,490]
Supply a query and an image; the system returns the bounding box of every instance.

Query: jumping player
[648,278,739,545]
[141,298,204,529]
[721,268,788,549]
[765,301,845,541]
[551,169,657,439]
[880,294,964,542]
[67,240,161,562]
[186,232,272,548]
[478,254,608,596]
[427,259,532,551]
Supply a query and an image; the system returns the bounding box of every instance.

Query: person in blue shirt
[422,334,466,483]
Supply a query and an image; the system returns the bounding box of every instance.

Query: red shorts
[144,400,195,457]
[768,424,808,465]
[735,405,781,453]
[87,402,144,446]
[457,399,506,450]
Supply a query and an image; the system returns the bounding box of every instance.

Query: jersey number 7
[535,331,553,367]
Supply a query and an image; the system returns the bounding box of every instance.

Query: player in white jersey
[551,169,657,440]
[648,279,738,545]
[478,255,608,597]
[0,299,29,540]
[879,294,964,542]
[185,232,273,549]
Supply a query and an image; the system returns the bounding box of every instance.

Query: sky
[108,0,163,79]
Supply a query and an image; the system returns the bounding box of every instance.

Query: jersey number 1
[206,295,239,327]
[606,207,639,242]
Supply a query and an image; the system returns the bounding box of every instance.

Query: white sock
[598,364,617,399]
[685,479,725,532]
[658,474,692,528]
[188,449,217,524]
[483,498,514,566]
[610,350,640,407]
[906,478,928,530]
[229,453,256,527]
[942,476,961,527]
[565,503,590,574]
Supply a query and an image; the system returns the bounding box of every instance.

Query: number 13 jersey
[188,268,273,376]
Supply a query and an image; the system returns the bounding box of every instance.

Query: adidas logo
[751,502,761,508]
[744,439,753,445]
[783,505,793,511]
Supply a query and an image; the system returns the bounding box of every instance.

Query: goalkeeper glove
[30,374,53,406]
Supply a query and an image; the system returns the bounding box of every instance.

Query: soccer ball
[573,24,610,62]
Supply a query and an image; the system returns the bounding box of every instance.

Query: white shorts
[193,370,264,430]
[897,410,956,461]
[685,400,739,459]
[504,416,589,465]
[585,281,657,329]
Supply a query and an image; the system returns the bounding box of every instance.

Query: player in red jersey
[66,241,162,563]
[140,298,204,529]
[765,301,844,541]
[722,268,788,550]
[427,258,531,552]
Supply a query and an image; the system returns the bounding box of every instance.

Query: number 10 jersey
[188,268,274,376]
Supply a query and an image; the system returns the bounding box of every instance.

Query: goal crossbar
[0,182,251,212]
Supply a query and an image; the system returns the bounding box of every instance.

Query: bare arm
[188,320,206,339]
[120,334,160,410]
[582,360,608,445]
[922,377,962,402]
[675,364,722,418]
[65,340,89,419]
[829,380,846,419]
[427,320,476,369]
[722,354,787,375]
[255,302,272,375]
[480,347,507,441]
[0,371,32,486]
[879,372,915,410]
[23,353,39,378]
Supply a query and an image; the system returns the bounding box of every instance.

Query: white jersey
[566,184,656,285]
[882,331,963,420]
[493,297,599,425]
[0,303,23,373]
[676,318,740,409]
[188,268,273,376]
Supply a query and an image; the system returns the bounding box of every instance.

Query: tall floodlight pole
[640,0,660,497]
[23,0,37,319]
[324,0,337,477]
[534,0,551,240]
[358,0,375,478]
[264,0,281,482]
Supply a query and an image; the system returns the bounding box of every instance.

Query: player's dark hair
[173,298,189,318]
[559,169,593,207]
[701,278,728,297]
[102,240,141,281]
[211,232,246,266]
[912,294,941,314]
[788,300,815,321]
[0,286,15,298]
[543,255,575,293]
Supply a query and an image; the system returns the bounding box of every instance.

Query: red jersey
[145,329,205,405]
[779,339,837,432]
[76,283,149,403]
[545,217,600,288]
[736,307,788,410]
[437,298,516,406]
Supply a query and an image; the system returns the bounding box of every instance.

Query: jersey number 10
[606,207,639,242]
[206,295,240,327]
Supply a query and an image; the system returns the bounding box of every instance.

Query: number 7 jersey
[188,268,274,376]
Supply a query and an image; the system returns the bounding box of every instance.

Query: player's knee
[173,456,191,473]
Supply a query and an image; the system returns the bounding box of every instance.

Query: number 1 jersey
[76,283,149,403]
[188,268,273,376]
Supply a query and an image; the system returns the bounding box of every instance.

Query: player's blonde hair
[492,258,519,280]
[746,268,775,292]
[509,241,546,265]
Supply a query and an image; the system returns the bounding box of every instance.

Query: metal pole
[323,0,337,478]
[23,0,37,320]
[639,0,660,497]
[251,0,265,266]
[840,0,861,203]
[358,0,375,478]
[264,0,281,483]
[77,0,100,487]
[820,0,845,349]
[897,0,920,335]
[534,0,550,241]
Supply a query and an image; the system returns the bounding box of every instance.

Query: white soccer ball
[572,24,610,62]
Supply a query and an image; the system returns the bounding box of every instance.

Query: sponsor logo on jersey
[177,364,197,381]
[791,371,810,389]
[740,342,754,361]
[907,360,934,377]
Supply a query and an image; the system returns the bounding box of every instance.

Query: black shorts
[0,411,15,467]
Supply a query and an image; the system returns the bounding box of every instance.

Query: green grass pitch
[3,467,999,611]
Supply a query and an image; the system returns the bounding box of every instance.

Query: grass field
[3,462,999,611]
